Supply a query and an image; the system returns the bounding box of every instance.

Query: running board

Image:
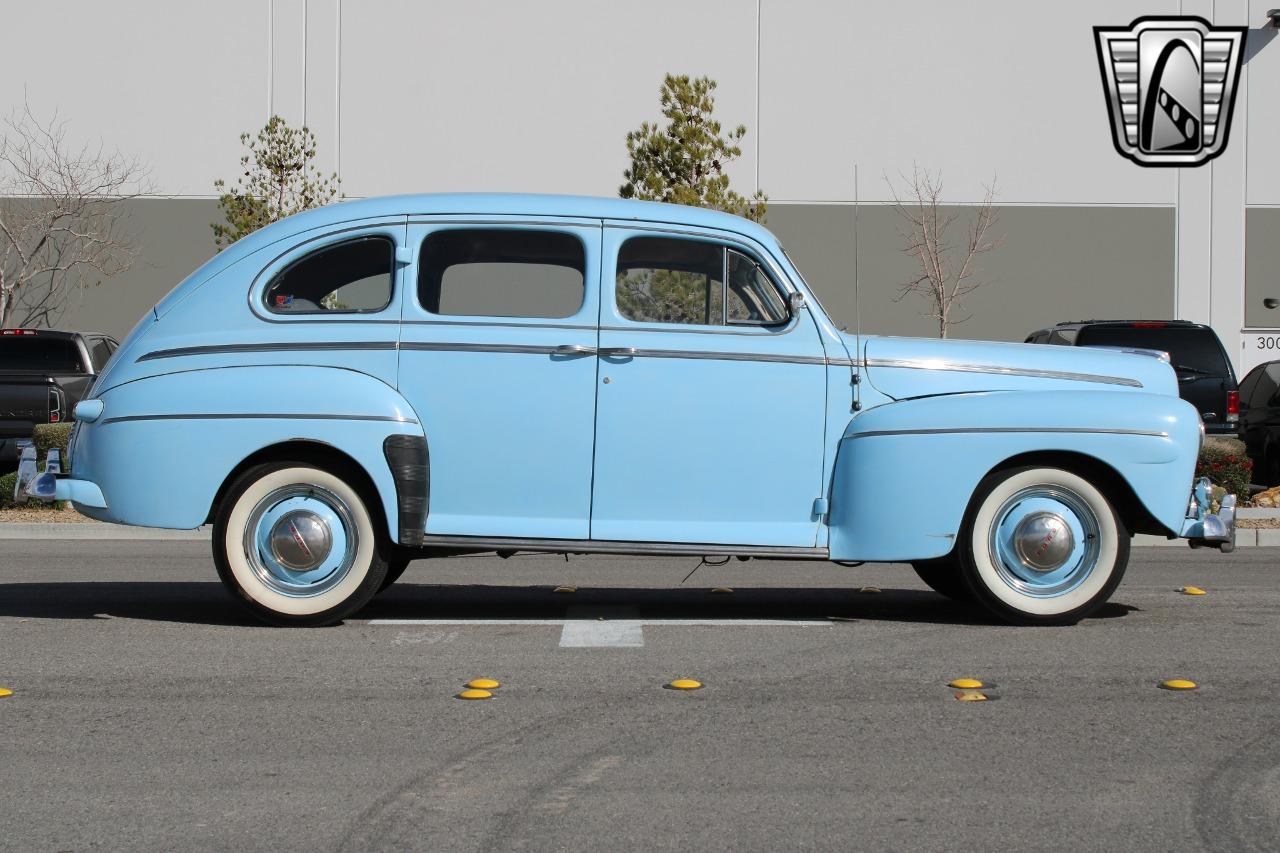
[418,534,830,561]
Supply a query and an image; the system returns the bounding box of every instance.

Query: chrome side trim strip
[624,348,828,366]
[139,340,840,367]
[865,357,1143,387]
[139,341,397,361]
[419,533,829,560]
[847,426,1168,441]
[101,413,418,426]
[399,341,562,356]
[598,322,796,338]
[401,319,592,331]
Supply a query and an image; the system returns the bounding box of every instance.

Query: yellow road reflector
[0,688,12,698]
[954,691,989,701]
[1160,679,1198,691]
[457,688,493,700]
[1179,586,1207,596]
[667,679,703,690]
[466,678,500,690]
[710,587,734,594]
[553,585,577,593]
[859,586,881,594]
[948,678,984,689]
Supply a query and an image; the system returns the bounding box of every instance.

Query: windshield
[1076,326,1230,377]
[0,337,84,372]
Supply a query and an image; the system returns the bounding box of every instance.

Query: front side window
[615,236,788,328]
[265,236,394,314]
[418,229,585,319]
[727,250,788,325]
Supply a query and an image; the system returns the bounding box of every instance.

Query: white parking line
[368,615,831,648]
[368,619,833,627]
[559,620,645,648]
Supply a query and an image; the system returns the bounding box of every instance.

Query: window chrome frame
[609,228,797,336]
[414,225,591,322]
[247,220,407,325]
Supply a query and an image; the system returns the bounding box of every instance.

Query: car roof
[155,194,785,320]
[1049,319,1204,329]
[256,193,775,245]
[0,329,101,339]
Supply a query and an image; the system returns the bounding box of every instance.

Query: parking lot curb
[0,523,211,541]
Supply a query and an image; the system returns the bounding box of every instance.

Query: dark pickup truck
[1,329,117,470]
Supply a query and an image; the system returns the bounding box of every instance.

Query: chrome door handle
[599,347,638,358]
[553,344,597,355]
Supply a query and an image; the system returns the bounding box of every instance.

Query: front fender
[70,365,423,536]
[828,391,1201,561]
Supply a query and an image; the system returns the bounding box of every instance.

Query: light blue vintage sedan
[51,194,1234,626]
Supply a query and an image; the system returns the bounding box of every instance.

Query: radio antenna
[851,163,863,412]
[854,164,861,348]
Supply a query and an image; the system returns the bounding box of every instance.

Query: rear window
[0,337,83,372]
[1075,325,1230,376]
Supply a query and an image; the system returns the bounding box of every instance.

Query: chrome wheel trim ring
[987,486,1101,598]
[242,484,358,598]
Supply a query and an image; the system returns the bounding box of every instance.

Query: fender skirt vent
[383,434,429,546]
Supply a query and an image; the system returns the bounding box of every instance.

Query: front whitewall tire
[961,466,1129,624]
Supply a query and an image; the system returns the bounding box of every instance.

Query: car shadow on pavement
[370,584,1140,626]
[0,582,1138,627]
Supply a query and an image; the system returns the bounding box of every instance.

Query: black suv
[1025,320,1238,435]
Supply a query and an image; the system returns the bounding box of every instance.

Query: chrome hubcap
[988,486,1101,598]
[243,484,358,597]
[1011,511,1076,572]
[268,510,333,571]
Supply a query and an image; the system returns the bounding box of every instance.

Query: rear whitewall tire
[214,463,388,626]
[961,466,1129,625]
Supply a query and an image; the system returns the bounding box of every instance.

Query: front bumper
[1180,476,1237,552]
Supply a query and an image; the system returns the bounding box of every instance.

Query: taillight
[1,329,37,336]
[1227,390,1240,422]
[48,386,64,423]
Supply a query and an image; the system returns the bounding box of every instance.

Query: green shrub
[0,471,17,509]
[1196,436,1250,504]
[33,422,71,464]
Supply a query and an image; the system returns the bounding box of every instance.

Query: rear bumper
[1180,476,1237,552]
[53,477,108,508]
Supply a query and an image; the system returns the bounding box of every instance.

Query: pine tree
[620,75,767,223]
[212,116,340,250]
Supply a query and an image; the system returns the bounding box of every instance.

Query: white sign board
[1240,330,1280,378]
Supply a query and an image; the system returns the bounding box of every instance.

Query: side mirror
[788,292,806,315]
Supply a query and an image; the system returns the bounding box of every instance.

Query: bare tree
[0,101,149,328]
[887,166,1000,338]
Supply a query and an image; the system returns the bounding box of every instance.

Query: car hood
[852,334,1178,400]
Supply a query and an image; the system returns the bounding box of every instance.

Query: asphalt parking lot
[1,541,1277,852]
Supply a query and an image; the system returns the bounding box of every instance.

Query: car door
[590,225,830,547]
[398,219,602,539]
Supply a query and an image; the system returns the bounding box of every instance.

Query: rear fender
[828,391,1201,561]
[70,366,424,539]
